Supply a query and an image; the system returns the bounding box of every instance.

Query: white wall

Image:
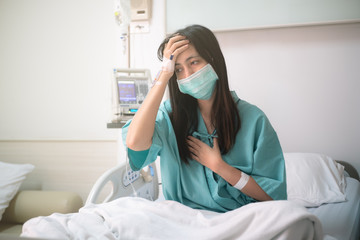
[0,0,118,140]
[1,0,359,175]
[215,23,360,173]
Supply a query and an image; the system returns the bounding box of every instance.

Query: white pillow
[0,161,34,220]
[284,152,346,207]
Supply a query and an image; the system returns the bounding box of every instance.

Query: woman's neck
[198,98,215,133]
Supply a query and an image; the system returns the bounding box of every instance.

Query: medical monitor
[118,81,137,104]
[112,69,151,120]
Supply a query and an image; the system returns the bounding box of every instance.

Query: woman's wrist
[152,70,173,87]
[214,160,242,186]
[160,70,174,81]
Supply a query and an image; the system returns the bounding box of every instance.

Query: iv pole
[116,0,131,68]
[127,25,130,68]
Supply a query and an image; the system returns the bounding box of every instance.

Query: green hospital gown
[122,91,287,213]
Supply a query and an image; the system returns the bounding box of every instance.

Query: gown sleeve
[121,103,171,171]
[250,114,287,200]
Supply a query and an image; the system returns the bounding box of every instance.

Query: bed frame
[336,160,359,180]
[86,162,159,205]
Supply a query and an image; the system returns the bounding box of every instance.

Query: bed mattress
[307,177,360,240]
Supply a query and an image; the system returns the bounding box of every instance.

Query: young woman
[123,25,286,212]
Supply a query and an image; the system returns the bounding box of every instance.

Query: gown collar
[191,109,218,147]
[189,90,240,147]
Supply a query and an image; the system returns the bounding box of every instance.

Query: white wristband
[233,172,250,190]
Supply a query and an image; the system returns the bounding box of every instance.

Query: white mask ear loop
[126,147,138,197]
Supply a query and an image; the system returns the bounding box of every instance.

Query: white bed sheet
[155,175,360,240]
[20,173,358,240]
[21,198,322,240]
[307,177,360,240]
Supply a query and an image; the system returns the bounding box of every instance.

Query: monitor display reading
[118,81,136,104]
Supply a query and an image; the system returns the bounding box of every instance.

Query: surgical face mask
[177,64,218,100]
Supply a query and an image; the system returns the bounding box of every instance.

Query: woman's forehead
[175,44,202,65]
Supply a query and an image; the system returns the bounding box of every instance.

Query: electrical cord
[125,147,138,197]
[125,147,156,201]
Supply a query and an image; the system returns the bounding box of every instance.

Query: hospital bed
[20,153,360,240]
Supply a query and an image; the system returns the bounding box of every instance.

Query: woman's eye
[175,68,182,73]
[191,60,199,65]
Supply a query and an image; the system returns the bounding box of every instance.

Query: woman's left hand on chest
[186,136,223,172]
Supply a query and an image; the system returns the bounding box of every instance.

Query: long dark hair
[157,25,240,163]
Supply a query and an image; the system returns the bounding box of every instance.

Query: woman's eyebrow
[175,55,200,65]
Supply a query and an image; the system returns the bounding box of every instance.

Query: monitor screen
[118,81,136,104]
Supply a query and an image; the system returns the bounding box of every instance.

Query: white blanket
[22,197,323,240]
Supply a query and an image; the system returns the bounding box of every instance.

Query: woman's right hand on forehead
[162,35,189,74]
